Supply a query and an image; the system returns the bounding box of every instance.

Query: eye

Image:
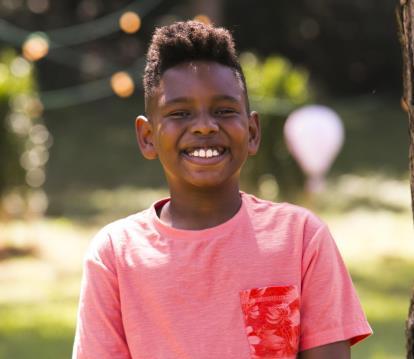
[215,108,237,116]
[167,110,191,119]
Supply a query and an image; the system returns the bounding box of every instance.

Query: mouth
[183,146,226,158]
[181,146,228,163]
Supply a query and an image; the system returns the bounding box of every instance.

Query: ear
[247,111,261,155]
[135,115,158,160]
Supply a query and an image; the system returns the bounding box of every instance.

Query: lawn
[0,175,413,359]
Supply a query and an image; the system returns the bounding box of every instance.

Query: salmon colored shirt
[72,192,372,359]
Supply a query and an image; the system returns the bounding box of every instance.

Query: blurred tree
[0,49,49,218]
[224,0,401,95]
[240,52,311,200]
[396,1,414,357]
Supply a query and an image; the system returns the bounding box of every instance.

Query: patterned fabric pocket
[239,285,300,359]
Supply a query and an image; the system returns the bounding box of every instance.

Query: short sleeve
[72,228,132,359]
[299,221,372,352]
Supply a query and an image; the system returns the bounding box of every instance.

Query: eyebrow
[163,97,193,106]
[163,95,241,106]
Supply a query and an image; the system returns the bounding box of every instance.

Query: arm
[72,230,131,359]
[299,217,372,353]
[299,340,350,359]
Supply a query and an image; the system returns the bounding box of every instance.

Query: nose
[190,112,219,135]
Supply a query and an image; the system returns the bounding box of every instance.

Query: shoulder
[242,192,327,240]
[86,207,152,260]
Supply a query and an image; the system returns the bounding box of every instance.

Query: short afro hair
[143,20,249,111]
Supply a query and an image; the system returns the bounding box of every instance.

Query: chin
[185,173,239,190]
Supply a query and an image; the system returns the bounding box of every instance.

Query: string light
[22,33,49,61]
[0,0,161,109]
[110,71,135,97]
[193,14,212,25]
[0,0,163,47]
[119,11,141,34]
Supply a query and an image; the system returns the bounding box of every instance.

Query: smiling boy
[72,21,372,359]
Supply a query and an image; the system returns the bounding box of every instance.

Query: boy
[72,21,372,358]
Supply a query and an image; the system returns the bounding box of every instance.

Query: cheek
[155,124,178,148]
[231,122,250,145]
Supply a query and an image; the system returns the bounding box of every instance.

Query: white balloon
[284,105,344,178]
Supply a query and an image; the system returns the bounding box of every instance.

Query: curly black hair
[143,20,249,112]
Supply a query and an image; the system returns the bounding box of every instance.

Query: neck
[160,185,242,230]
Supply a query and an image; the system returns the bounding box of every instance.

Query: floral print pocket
[239,285,300,359]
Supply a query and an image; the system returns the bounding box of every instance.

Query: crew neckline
[149,192,247,240]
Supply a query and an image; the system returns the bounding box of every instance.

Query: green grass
[350,258,413,359]
[0,301,76,359]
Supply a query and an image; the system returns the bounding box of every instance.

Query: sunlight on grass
[0,301,77,358]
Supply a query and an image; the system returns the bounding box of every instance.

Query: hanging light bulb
[119,11,141,34]
[193,14,212,25]
[110,71,135,97]
[22,33,49,61]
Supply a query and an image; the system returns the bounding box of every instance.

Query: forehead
[149,61,245,110]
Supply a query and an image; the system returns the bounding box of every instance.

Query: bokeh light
[22,33,49,61]
[29,124,49,145]
[110,71,135,97]
[27,190,48,215]
[7,112,31,135]
[27,0,50,14]
[77,0,100,20]
[26,168,46,187]
[2,192,25,217]
[10,57,31,77]
[193,14,212,25]
[119,11,141,34]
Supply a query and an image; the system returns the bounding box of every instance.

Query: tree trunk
[396,1,414,358]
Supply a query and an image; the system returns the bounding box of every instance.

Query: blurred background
[0,0,413,358]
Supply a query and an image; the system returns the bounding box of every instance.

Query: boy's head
[143,20,249,114]
[136,21,260,191]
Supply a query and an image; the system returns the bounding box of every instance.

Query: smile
[184,147,226,158]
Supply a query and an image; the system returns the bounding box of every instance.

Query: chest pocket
[239,285,300,359]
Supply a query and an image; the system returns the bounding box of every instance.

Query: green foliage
[240,52,311,200]
[0,50,35,99]
[241,52,309,104]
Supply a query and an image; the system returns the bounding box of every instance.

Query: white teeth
[188,147,222,158]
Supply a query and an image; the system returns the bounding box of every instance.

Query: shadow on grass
[0,245,37,261]
[0,325,74,359]
[352,318,405,359]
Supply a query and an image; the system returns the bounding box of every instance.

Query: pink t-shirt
[72,192,372,359]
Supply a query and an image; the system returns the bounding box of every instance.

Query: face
[136,61,260,193]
